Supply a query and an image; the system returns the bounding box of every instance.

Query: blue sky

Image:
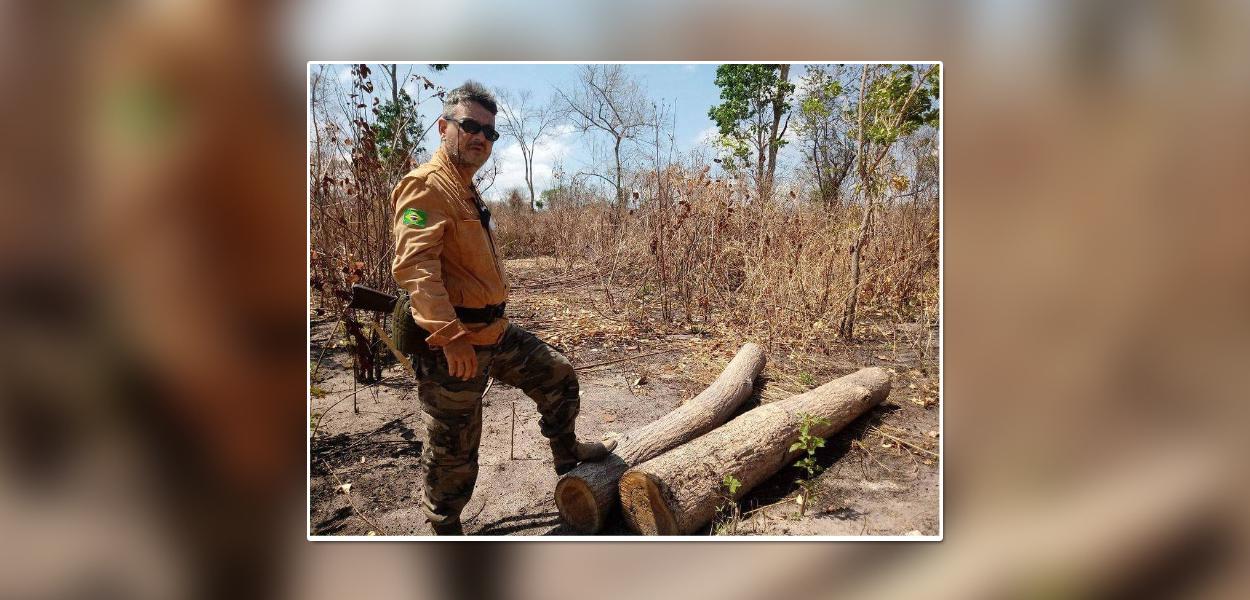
[429,63,723,149]
[418,63,729,200]
[321,63,831,201]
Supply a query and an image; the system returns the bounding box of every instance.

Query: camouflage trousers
[414,323,580,532]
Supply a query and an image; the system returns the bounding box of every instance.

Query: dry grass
[492,163,939,373]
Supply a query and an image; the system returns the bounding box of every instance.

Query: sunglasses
[444,116,500,142]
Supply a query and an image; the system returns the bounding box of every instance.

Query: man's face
[438,101,495,170]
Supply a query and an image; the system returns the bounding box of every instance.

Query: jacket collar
[431,146,475,197]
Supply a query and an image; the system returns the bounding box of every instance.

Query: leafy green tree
[795,66,854,208]
[708,64,795,202]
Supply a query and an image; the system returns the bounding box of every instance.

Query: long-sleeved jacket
[391,147,509,347]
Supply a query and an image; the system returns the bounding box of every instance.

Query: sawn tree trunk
[554,343,766,533]
[618,367,891,535]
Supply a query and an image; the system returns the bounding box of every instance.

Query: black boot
[550,433,618,475]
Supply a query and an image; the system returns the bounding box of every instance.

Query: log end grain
[554,475,602,534]
[619,470,679,535]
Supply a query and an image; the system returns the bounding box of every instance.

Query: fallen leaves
[910,396,937,408]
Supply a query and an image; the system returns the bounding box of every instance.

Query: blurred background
[1,0,1247,598]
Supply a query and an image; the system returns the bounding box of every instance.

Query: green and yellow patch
[401,208,427,228]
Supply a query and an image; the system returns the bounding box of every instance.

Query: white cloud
[482,127,577,203]
[693,126,720,148]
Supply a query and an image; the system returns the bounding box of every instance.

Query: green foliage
[798,371,816,388]
[790,413,830,477]
[798,69,843,121]
[708,64,795,171]
[850,64,939,148]
[713,474,744,535]
[539,187,558,208]
[789,413,831,516]
[795,66,856,206]
[722,473,742,496]
[374,89,425,166]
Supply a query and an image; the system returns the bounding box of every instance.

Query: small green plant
[713,474,743,535]
[789,413,831,516]
[798,371,815,388]
[310,384,327,399]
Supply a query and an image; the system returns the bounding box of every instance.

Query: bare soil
[308,258,940,537]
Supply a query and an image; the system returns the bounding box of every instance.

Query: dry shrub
[494,163,939,354]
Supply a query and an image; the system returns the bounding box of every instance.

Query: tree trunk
[764,63,790,203]
[522,143,536,211]
[839,201,872,339]
[839,65,872,340]
[554,343,766,533]
[618,367,891,535]
[614,137,624,209]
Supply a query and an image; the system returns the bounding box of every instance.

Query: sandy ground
[309,259,940,537]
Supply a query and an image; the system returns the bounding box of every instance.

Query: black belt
[454,302,506,324]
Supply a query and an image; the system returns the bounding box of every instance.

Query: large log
[619,367,892,535]
[555,343,766,533]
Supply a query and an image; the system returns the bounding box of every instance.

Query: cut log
[619,367,891,535]
[555,343,766,533]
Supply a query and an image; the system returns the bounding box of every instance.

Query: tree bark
[839,65,872,340]
[614,136,624,209]
[554,343,766,533]
[619,367,891,535]
[764,63,790,203]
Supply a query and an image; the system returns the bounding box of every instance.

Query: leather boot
[430,519,464,536]
[550,433,618,475]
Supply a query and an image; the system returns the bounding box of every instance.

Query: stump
[555,343,766,533]
[619,367,892,535]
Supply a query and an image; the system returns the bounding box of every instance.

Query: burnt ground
[308,258,940,537]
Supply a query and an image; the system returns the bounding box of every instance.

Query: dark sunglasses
[444,116,500,142]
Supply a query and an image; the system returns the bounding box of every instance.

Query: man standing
[391,81,616,536]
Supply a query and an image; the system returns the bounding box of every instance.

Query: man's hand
[441,338,478,381]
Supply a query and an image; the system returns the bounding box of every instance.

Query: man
[391,81,616,536]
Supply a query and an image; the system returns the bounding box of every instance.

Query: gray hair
[441,80,498,117]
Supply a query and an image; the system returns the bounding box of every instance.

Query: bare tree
[557,65,652,209]
[475,154,501,195]
[496,89,562,210]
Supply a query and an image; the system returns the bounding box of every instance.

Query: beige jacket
[391,147,509,347]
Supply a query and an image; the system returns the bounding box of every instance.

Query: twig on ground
[852,439,902,476]
[321,460,387,536]
[869,427,939,458]
[339,411,417,452]
[310,393,356,440]
[742,497,798,518]
[310,318,344,381]
[575,348,681,371]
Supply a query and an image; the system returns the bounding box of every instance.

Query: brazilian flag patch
[401,208,427,228]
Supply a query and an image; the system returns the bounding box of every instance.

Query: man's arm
[390,175,477,379]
